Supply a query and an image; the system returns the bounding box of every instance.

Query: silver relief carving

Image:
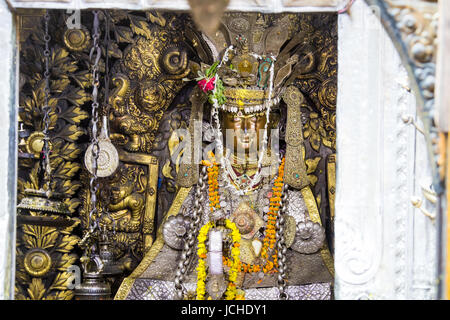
[129,279,331,300]
[162,214,192,250]
[291,221,325,254]
[336,0,438,300]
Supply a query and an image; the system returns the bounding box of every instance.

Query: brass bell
[74,272,111,300]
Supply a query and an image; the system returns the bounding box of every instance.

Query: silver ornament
[291,220,325,254]
[84,116,119,178]
[162,214,192,250]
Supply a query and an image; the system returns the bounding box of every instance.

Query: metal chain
[87,10,102,238]
[103,11,111,115]
[174,165,207,299]
[42,10,52,190]
[97,11,114,231]
[276,183,289,300]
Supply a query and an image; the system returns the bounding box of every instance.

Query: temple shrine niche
[4,0,446,302]
[15,9,337,300]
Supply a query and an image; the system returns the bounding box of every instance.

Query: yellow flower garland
[196,221,213,300]
[224,219,241,300]
[195,219,241,300]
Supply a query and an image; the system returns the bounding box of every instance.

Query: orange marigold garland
[207,164,220,212]
[205,156,286,276]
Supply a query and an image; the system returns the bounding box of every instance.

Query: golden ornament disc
[24,248,52,277]
[26,131,45,157]
[64,28,91,52]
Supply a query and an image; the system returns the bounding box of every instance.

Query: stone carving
[367,0,442,188]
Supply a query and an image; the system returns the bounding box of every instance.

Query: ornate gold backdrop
[15,9,337,299]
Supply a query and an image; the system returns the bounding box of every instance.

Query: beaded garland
[204,45,278,197]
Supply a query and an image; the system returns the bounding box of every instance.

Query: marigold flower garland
[224,219,241,300]
[196,221,213,300]
[205,156,286,276]
[207,164,220,212]
[195,219,241,300]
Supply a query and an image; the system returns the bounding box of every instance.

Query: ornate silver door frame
[337,0,442,300]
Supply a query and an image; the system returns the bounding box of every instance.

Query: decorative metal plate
[84,140,119,178]
[162,214,192,250]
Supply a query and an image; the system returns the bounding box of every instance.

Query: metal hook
[410,180,437,221]
[411,196,436,221]
[402,114,425,136]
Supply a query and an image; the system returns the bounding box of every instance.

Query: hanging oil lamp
[17,10,70,219]
[97,225,122,276]
[16,11,78,290]
[75,10,120,299]
[91,11,120,278]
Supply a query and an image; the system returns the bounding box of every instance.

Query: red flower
[198,77,215,93]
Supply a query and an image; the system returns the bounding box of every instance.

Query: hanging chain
[87,10,102,239]
[276,183,289,300]
[103,11,111,115]
[98,11,115,234]
[174,165,207,299]
[42,10,52,191]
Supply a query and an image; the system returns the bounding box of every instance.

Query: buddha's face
[220,110,279,158]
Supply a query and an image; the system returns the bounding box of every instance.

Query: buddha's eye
[233,117,241,122]
[250,116,257,123]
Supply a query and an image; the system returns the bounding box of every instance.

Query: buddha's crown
[201,13,310,114]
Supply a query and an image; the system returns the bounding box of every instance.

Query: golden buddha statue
[115,13,334,300]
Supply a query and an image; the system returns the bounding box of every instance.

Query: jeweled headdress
[197,13,310,115]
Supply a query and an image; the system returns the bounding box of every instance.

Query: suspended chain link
[103,11,111,114]
[276,183,289,300]
[174,165,207,299]
[98,11,115,232]
[42,10,52,190]
[88,10,102,236]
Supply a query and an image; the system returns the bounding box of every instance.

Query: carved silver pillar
[335,0,438,299]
